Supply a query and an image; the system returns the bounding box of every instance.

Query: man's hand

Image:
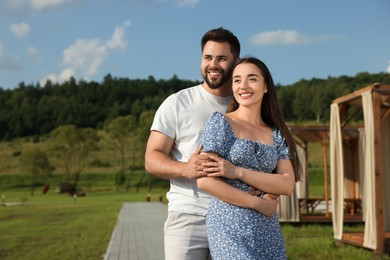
[183,145,210,179]
[263,193,279,200]
[248,186,262,196]
[253,194,278,217]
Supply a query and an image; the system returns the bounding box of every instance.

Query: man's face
[201,41,236,90]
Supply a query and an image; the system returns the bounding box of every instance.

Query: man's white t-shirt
[151,84,231,216]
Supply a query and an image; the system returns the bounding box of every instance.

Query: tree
[135,110,156,191]
[277,86,295,121]
[104,115,137,191]
[20,147,55,196]
[50,125,98,186]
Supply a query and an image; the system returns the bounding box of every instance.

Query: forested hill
[1,72,389,140]
[277,71,390,123]
[0,74,199,140]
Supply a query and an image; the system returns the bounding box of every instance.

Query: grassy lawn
[1,186,389,260]
[1,140,389,259]
[283,223,390,260]
[0,187,167,260]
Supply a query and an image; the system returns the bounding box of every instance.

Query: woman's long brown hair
[227,57,302,181]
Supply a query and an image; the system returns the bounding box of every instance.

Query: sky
[0,0,389,89]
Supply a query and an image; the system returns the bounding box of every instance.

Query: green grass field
[0,187,166,260]
[1,139,389,259]
[1,186,389,260]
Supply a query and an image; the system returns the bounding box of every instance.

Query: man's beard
[202,67,232,90]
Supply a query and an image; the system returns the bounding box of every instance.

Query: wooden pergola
[289,126,331,218]
[289,125,362,222]
[330,83,390,254]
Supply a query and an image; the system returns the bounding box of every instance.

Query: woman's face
[232,62,267,108]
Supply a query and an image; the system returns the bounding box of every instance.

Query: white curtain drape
[278,191,299,222]
[277,144,305,222]
[296,144,306,199]
[362,91,377,250]
[358,129,366,221]
[330,103,344,240]
[381,110,390,231]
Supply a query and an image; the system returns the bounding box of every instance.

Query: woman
[197,57,301,259]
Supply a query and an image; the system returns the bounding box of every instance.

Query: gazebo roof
[288,125,329,143]
[288,125,361,144]
[332,83,390,108]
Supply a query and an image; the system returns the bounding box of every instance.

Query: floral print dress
[200,112,289,260]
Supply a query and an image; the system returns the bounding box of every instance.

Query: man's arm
[197,176,278,217]
[144,130,208,179]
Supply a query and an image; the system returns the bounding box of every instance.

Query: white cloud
[40,73,57,86]
[10,22,31,38]
[60,38,109,82]
[27,46,38,56]
[31,0,74,11]
[60,68,74,82]
[387,61,390,74]
[43,20,132,83]
[175,0,199,8]
[27,46,42,62]
[0,0,74,15]
[107,20,132,50]
[249,30,341,46]
[155,0,199,8]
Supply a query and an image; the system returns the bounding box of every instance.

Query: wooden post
[322,140,329,218]
[304,141,309,214]
[373,90,384,254]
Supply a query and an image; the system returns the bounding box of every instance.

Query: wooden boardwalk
[104,202,167,260]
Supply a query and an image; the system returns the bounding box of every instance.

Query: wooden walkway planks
[104,202,167,260]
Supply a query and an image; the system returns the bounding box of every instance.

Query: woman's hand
[200,152,241,179]
[253,195,278,217]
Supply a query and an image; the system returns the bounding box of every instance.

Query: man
[145,27,278,259]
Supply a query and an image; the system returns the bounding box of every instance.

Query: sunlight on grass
[283,224,389,260]
[1,135,389,259]
[2,188,389,259]
[0,188,168,260]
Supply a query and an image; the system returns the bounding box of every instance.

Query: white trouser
[164,211,211,260]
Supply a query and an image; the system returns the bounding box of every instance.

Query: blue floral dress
[200,112,290,260]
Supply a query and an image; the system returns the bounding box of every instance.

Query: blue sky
[0,0,389,89]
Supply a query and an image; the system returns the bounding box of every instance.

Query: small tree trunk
[148,174,153,192]
[125,169,134,192]
[136,171,146,193]
[30,183,35,196]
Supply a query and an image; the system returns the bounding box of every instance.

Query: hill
[1,72,390,140]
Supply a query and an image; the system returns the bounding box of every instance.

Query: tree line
[0,74,199,140]
[2,71,389,192]
[1,71,389,141]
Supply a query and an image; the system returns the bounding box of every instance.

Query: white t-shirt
[151,84,231,216]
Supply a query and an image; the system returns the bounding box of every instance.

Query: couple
[145,27,301,259]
